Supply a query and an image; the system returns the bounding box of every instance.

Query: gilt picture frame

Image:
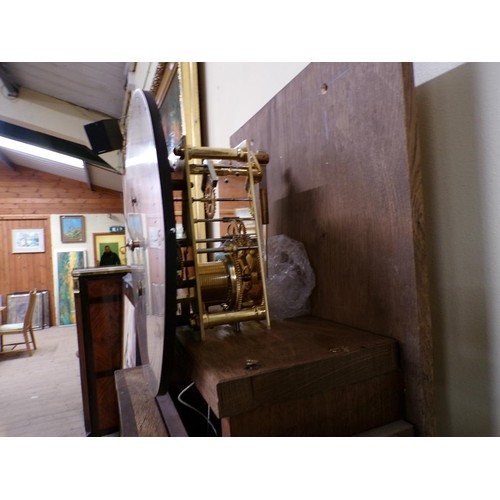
[93,232,126,267]
[150,62,202,156]
[150,62,204,228]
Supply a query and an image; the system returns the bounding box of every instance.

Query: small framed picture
[12,228,45,253]
[60,215,86,243]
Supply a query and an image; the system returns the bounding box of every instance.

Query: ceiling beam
[83,161,93,191]
[0,149,16,170]
[0,63,19,97]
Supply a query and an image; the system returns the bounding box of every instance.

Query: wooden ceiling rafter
[0,150,16,170]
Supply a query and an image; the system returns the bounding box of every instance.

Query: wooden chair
[0,289,38,356]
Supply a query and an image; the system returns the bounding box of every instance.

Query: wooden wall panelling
[0,162,123,325]
[230,62,435,436]
[0,216,54,324]
[0,164,123,215]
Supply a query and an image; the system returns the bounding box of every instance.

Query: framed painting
[57,250,86,325]
[150,62,204,233]
[60,215,86,243]
[94,232,126,266]
[12,228,45,253]
[150,62,202,157]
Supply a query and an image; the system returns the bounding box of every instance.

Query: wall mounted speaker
[84,119,123,154]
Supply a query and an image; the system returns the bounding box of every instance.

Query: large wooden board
[231,63,434,435]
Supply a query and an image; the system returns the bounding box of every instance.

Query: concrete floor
[0,325,86,437]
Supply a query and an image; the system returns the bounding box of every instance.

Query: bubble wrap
[266,234,316,320]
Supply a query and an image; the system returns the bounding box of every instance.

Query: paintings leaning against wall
[57,250,86,325]
[60,215,86,243]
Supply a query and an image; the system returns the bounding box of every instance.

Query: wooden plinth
[176,316,405,436]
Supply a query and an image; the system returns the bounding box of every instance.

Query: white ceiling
[4,62,131,118]
[0,144,89,184]
[0,62,132,191]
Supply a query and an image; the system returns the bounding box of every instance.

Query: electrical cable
[177,382,218,437]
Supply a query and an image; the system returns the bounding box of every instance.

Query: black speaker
[84,119,123,154]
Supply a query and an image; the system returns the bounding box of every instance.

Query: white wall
[202,63,309,146]
[413,62,465,86]
[417,63,500,436]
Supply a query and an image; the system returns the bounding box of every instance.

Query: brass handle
[126,239,141,251]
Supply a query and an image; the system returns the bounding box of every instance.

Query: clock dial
[123,89,177,396]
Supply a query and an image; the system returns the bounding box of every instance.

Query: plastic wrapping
[266,234,316,320]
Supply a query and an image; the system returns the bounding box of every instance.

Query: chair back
[23,289,37,330]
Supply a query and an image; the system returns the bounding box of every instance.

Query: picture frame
[93,232,126,266]
[60,215,86,243]
[150,62,202,156]
[12,228,45,253]
[57,250,86,325]
[150,62,204,231]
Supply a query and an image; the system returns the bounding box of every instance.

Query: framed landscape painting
[12,228,45,253]
[60,215,86,243]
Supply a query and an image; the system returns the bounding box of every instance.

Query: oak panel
[221,371,403,437]
[230,62,434,435]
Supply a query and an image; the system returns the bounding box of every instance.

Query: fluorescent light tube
[0,136,85,168]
